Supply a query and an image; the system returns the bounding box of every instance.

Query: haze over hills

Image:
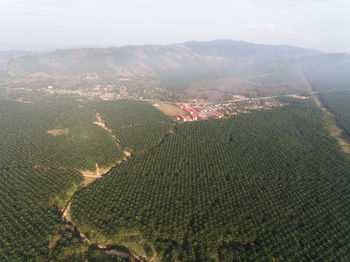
[301,53,350,91]
[2,0,350,260]
[184,39,321,62]
[0,39,349,100]
[1,39,350,261]
[3,39,321,73]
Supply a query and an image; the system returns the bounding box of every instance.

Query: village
[42,84,132,100]
[5,84,309,124]
[174,99,288,122]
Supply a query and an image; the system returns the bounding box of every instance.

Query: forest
[71,99,350,261]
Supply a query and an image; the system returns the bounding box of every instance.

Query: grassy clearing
[154,103,185,116]
[122,241,147,257]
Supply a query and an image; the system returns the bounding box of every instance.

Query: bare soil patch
[79,163,116,178]
[93,113,113,132]
[93,121,106,128]
[47,128,68,136]
[124,150,131,158]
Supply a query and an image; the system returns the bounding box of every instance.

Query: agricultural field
[319,90,350,141]
[71,99,350,261]
[1,22,350,261]
[0,98,127,261]
[0,168,82,261]
[1,93,350,261]
[92,100,173,153]
[0,99,124,170]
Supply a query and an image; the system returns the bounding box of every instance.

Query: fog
[1,0,349,53]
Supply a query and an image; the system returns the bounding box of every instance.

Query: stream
[59,183,146,261]
[57,112,146,261]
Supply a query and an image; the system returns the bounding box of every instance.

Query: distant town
[3,84,309,123]
[172,99,285,122]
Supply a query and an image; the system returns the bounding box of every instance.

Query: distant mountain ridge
[1,39,349,98]
[184,39,321,62]
[3,39,321,74]
[301,53,350,91]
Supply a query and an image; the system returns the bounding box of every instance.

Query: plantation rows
[0,167,82,261]
[71,100,350,261]
[0,99,28,114]
[92,100,173,152]
[0,98,126,260]
[0,100,123,169]
[319,90,350,141]
[117,122,172,153]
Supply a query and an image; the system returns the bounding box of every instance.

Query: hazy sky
[1,0,350,53]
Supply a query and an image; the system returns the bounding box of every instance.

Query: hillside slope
[301,53,350,91]
[3,40,349,100]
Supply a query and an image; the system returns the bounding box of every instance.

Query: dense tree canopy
[1,97,350,261]
[92,100,173,152]
[319,90,350,141]
[0,99,125,261]
[71,100,350,261]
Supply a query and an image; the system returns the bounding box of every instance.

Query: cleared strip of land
[302,75,350,157]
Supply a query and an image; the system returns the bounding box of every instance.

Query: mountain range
[1,39,349,99]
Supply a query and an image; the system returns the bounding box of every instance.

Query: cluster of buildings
[175,104,224,122]
[41,84,129,100]
[39,81,167,101]
[175,99,286,122]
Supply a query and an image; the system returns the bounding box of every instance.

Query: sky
[1,0,349,53]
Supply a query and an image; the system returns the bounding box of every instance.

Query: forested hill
[1,40,349,99]
[5,40,320,75]
[301,53,350,91]
[184,39,321,62]
[1,40,320,95]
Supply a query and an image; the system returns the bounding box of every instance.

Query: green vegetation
[0,168,82,261]
[1,94,350,261]
[0,100,123,169]
[301,53,350,92]
[2,41,350,261]
[319,90,350,141]
[1,40,325,101]
[93,100,172,152]
[50,229,132,262]
[0,98,124,261]
[71,100,350,261]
